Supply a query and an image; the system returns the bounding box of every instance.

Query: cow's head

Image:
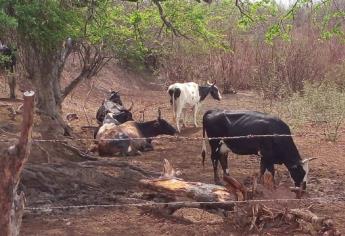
[289,164,306,189]
[153,109,177,135]
[207,81,222,101]
[289,157,317,191]
[109,90,123,105]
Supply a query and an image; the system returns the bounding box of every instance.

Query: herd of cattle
[0,42,315,191]
[92,81,316,191]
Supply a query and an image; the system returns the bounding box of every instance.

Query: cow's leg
[181,109,187,128]
[193,104,199,127]
[175,103,183,132]
[219,152,229,177]
[212,157,220,185]
[209,140,221,184]
[259,148,275,185]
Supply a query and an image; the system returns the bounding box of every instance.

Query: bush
[282,82,345,141]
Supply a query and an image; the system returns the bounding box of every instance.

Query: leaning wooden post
[0,91,35,236]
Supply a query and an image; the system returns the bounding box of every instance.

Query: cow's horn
[127,101,134,111]
[302,157,317,164]
[207,80,212,85]
[158,107,162,119]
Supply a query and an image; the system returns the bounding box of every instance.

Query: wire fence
[0,132,330,143]
[24,194,345,213]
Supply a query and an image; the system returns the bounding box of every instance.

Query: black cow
[0,44,16,73]
[95,109,177,156]
[201,109,315,190]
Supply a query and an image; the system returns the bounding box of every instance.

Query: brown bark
[0,91,35,236]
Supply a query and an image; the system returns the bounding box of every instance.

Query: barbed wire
[0,132,329,143]
[24,194,345,213]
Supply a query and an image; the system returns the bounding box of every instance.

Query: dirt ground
[1,64,345,235]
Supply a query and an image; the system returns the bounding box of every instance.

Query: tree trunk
[20,42,72,136]
[0,91,34,236]
[33,70,73,136]
[8,73,16,99]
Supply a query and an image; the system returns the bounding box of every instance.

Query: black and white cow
[94,91,133,138]
[0,44,16,73]
[201,109,315,190]
[95,110,177,156]
[96,91,130,123]
[167,81,222,132]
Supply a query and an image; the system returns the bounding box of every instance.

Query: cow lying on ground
[201,109,316,190]
[167,81,222,132]
[95,110,177,156]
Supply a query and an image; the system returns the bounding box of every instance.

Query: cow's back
[203,109,300,163]
[204,110,289,136]
[97,121,147,156]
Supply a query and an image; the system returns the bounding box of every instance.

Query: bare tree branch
[152,0,191,39]
[60,39,113,100]
[235,0,254,22]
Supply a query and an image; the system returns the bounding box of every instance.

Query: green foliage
[0,0,230,69]
[283,82,345,142]
[0,54,11,66]
[313,0,345,42]
[1,0,84,52]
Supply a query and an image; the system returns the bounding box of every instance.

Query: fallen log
[140,159,245,204]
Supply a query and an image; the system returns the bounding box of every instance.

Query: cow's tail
[201,124,206,167]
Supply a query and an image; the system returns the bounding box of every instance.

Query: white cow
[167,81,222,132]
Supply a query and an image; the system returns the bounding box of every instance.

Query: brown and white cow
[95,110,176,156]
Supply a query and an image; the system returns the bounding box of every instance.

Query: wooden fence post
[0,91,35,236]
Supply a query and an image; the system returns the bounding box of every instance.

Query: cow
[0,44,16,73]
[167,81,222,132]
[94,91,133,139]
[96,90,131,124]
[201,109,316,191]
[96,99,133,125]
[95,109,177,156]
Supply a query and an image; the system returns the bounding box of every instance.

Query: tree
[1,0,341,136]
[0,0,217,136]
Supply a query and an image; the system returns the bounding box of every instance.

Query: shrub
[282,82,345,141]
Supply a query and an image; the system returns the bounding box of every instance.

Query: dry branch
[0,91,35,236]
